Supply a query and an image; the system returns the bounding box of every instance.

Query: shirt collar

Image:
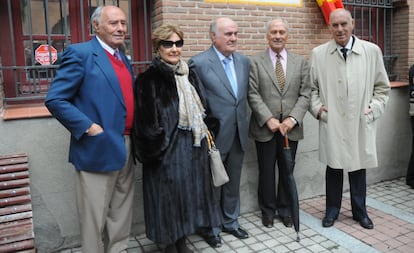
[96,35,118,55]
[269,48,287,61]
[337,35,354,51]
[213,45,233,62]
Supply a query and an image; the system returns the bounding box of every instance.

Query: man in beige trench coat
[309,8,390,229]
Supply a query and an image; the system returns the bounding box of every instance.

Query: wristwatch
[289,116,297,126]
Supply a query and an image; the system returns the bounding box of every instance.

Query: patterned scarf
[163,59,208,146]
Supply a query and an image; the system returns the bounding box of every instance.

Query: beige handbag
[207,131,229,187]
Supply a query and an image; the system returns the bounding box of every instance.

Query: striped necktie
[275,54,285,92]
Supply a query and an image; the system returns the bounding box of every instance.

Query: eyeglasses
[160,39,184,48]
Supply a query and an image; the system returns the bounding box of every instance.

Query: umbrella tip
[296,233,300,242]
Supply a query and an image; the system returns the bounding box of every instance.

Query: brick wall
[408,0,414,78]
[393,1,410,81]
[151,0,412,83]
[151,0,331,60]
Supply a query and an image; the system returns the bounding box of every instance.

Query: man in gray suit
[188,17,250,248]
[248,19,310,228]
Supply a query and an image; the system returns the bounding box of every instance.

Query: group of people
[45,5,390,253]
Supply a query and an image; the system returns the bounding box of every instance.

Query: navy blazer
[45,37,134,172]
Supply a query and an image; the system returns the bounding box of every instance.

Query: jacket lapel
[207,47,236,98]
[284,51,296,93]
[91,38,125,108]
[261,51,280,92]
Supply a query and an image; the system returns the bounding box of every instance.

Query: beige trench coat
[309,36,390,171]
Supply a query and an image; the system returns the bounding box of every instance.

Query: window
[343,0,396,80]
[0,0,151,105]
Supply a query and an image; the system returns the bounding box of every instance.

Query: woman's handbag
[207,131,229,187]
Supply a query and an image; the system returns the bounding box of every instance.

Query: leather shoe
[222,227,249,239]
[353,216,374,229]
[280,216,293,228]
[322,217,335,227]
[262,216,274,228]
[203,234,222,248]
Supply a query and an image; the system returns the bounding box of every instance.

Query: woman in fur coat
[133,24,222,253]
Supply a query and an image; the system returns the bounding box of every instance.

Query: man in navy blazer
[189,17,250,248]
[45,5,135,253]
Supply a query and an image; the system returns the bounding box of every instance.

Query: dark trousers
[256,132,298,218]
[407,116,414,187]
[325,166,368,219]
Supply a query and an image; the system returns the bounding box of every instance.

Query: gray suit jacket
[248,49,311,142]
[189,46,250,153]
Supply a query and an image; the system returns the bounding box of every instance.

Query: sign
[205,0,302,7]
[35,44,58,65]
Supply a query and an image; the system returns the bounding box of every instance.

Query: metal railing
[0,61,151,103]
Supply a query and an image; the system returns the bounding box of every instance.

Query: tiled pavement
[61,177,414,253]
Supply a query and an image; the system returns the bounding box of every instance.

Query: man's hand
[280,117,296,136]
[266,117,281,133]
[317,105,328,120]
[86,123,104,136]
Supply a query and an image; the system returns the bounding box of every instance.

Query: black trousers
[407,116,414,187]
[255,132,298,218]
[325,166,368,219]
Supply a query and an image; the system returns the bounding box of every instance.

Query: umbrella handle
[284,134,289,148]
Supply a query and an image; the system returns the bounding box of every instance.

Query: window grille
[343,0,396,80]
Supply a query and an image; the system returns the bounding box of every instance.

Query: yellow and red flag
[316,0,344,24]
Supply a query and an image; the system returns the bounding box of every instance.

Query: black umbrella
[282,134,300,242]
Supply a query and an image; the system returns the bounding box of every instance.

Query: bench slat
[0,171,29,181]
[0,211,32,223]
[0,204,32,216]
[0,178,30,190]
[0,239,35,253]
[0,195,31,208]
[0,187,30,198]
[0,163,29,175]
[0,156,29,166]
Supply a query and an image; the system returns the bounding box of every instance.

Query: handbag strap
[207,131,215,150]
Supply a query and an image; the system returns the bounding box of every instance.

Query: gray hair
[210,20,218,35]
[265,18,290,33]
[91,6,104,28]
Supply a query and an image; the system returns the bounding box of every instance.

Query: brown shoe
[280,216,293,227]
[262,216,274,228]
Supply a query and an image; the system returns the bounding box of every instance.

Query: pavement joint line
[299,210,381,253]
[344,192,414,224]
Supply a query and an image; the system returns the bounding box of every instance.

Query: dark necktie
[275,54,285,92]
[340,47,348,61]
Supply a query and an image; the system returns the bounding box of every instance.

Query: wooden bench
[0,153,36,253]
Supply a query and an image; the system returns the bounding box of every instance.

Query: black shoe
[176,237,193,253]
[162,244,178,253]
[280,216,293,228]
[353,216,374,229]
[262,216,274,228]
[222,227,249,239]
[203,234,222,248]
[322,216,335,227]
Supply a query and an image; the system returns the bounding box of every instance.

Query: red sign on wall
[35,44,58,65]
